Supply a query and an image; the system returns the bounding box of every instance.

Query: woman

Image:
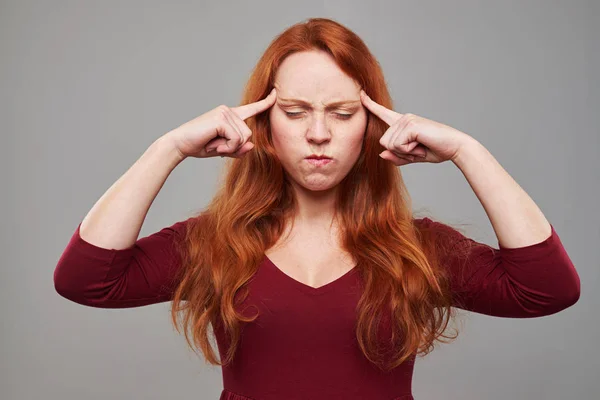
[53,17,580,400]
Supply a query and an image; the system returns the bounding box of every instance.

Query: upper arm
[417,217,580,318]
[54,218,192,308]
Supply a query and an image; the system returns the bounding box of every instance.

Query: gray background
[2,0,598,399]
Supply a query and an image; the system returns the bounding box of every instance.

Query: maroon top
[53,217,580,400]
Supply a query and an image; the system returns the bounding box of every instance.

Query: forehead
[274,50,361,102]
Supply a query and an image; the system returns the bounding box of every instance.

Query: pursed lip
[305,155,332,160]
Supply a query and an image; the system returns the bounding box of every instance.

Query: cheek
[269,108,293,134]
[269,114,298,152]
[342,116,368,148]
[268,110,285,143]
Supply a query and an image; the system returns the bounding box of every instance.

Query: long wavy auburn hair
[169,17,472,372]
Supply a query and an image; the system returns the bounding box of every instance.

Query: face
[269,50,367,193]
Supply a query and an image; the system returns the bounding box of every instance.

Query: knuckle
[405,114,418,124]
[405,119,417,129]
[216,105,231,117]
[215,110,228,122]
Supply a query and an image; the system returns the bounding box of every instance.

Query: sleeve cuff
[497,224,562,261]
[71,222,136,264]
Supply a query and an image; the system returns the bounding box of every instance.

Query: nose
[306,113,331,145]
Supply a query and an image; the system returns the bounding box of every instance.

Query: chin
[303,185,336,192]
[297,177,340,192]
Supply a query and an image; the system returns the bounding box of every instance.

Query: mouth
[305,156,333,166]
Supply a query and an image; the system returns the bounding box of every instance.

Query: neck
[290,181,338,227]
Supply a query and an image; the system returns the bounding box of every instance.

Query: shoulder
[413,216,448,232]
[164,215,203,238]
[412,216,474,248]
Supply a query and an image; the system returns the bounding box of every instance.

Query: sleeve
[419,217,581,318]
[53,218,192,308]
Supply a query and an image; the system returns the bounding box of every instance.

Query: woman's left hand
[360,90,473,166]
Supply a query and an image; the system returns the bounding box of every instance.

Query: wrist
[451,136,485,170]
[154,132,187,165]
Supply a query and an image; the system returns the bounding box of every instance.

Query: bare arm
[452,137,551,248]
[76,89,278,250]
[54,92,278,307]
[78,132,185,250]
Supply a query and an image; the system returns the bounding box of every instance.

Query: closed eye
[284,111,353,120]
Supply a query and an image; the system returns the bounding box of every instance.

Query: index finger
[232,88,277,120]
[360,90,402,126]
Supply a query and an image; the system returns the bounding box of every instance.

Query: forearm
[79,133,186,250]
[452,137,552,248]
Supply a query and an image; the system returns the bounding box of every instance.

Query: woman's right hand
[167,88,277,159]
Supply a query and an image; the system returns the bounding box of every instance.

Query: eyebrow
[277,98,361,108]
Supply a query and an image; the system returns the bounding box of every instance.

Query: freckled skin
[268,50,368,195]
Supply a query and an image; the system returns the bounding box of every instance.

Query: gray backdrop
[2,0,598,399]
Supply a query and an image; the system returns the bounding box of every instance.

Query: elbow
[539,274,581,316]
[513,272,581,318]
[556,277,581,310]
[53,271,86,306]
[558,264,581,309]
[54,281,107,308]
[541,258,582,316]
[53,265,100,307]
[551,246,582,312]
[53,266,73,299]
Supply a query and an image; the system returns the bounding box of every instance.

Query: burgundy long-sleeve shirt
[53,217,580,400]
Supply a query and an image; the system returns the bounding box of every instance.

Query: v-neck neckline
[263,254,358,295]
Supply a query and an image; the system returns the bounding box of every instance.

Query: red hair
[170,17,466,372]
